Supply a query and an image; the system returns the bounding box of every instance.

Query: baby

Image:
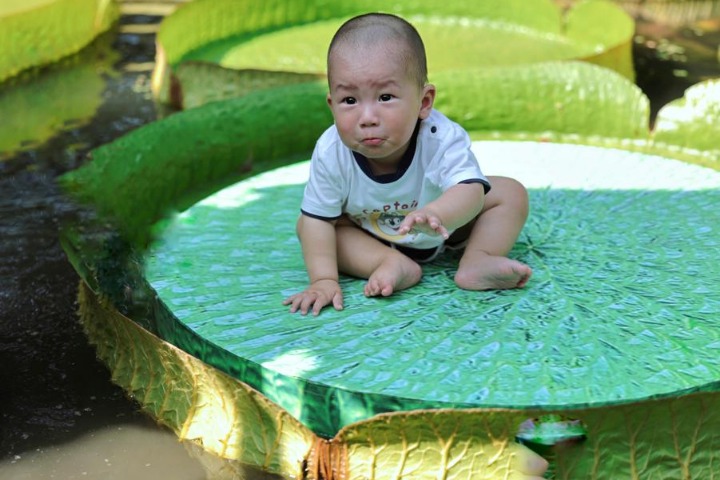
[284,13,532,316]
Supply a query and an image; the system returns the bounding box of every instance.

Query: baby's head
[327,13,428,88]
[325,13,435,165]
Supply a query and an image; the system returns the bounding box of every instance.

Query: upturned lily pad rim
[77,279,720,479]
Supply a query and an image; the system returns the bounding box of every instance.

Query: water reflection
[0,34,116,158]
[0,422,205,480]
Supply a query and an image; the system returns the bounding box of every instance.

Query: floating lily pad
[433,62,649,138]
[0,0,118,82]
[152,0,634,106]
[652,78,720,168]
[184,16,606,72]
[63,62,653,246]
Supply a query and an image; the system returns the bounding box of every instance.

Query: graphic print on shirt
[371,211,406,241]
[351,199,419,243]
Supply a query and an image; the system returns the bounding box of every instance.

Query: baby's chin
[357,146,406,164]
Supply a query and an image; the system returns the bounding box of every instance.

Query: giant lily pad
[151,0,635,107]
[61,53,720,476]
[142,145,720,436]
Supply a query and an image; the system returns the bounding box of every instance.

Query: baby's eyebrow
[370,79,400,89]
[332,78,400,92]
[332,82,356,92]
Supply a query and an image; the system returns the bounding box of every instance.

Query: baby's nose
[359,104,379,127]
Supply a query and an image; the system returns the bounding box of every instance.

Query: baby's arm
[283,215,343,316]
[398,183,486,237]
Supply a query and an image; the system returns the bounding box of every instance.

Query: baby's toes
[364,281,379,297]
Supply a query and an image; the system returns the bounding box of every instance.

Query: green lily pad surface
[144,141,720,437]
[184,16,608,74]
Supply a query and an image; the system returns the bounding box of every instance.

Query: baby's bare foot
[455,252,532,291]
[365,255,422,297]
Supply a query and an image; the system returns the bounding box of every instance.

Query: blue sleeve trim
[459,178,492,194]
[301,209,343,222]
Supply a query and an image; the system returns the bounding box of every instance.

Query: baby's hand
[283,279,343,316]
[397,209,449,239]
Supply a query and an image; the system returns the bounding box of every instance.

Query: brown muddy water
[0,5,718,480]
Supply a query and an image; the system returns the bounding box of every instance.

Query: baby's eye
[379,94,393,102]
[342,97,357,105]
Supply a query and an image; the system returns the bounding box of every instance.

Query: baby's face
[327,43,434,172]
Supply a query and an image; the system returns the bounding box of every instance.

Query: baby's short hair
[328,13,428,86]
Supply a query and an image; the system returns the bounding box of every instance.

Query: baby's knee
[504,177,528,200]
[513,181,529,217]
[496,177,529,216]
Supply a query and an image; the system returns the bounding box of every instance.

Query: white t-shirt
[301,109,490,249]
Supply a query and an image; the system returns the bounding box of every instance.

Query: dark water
[0,11,208,480]
[0,7,718,480]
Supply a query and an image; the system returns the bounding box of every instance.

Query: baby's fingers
[284,295,306,314]
[434,223,450,239]
[311,295,330,316]
[311,292,342,316]
[332,292,344,311]
[283,293,315,315]
[398,214,424,235]
[282,294,299,307]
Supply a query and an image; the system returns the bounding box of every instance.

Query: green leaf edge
[78,279,720,479]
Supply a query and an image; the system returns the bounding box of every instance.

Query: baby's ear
[419,84,436,119]
[326,92,333,108]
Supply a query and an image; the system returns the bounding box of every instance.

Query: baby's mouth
[361,137,384,146]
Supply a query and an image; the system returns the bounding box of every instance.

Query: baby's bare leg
[455,176,532,290]
[335,219,422,297]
